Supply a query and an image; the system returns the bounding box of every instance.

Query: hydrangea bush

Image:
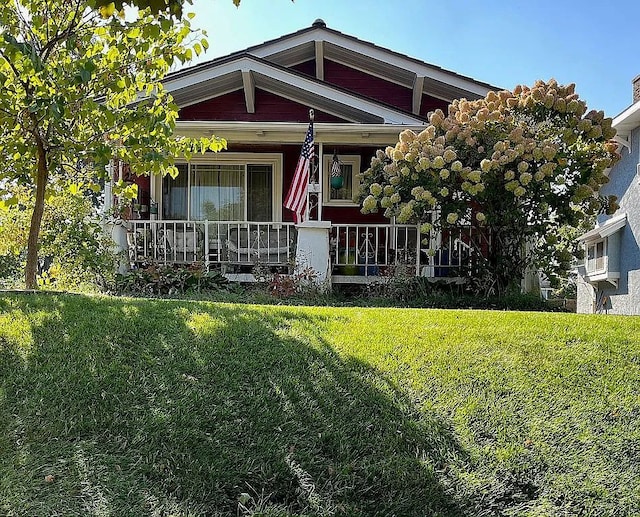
[357,80,620,295]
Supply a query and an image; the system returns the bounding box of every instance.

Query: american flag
[284,121,314,223]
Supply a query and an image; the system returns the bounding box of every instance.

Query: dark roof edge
[167,21,499,92]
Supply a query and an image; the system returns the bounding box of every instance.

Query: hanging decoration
[330,151,344,189]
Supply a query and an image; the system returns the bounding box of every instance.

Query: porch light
[330,151,344,189]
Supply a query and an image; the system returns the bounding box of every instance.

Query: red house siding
[226,143,386,224]
[179,89,346,123]
[291,60,316,78]
[323,60,412,113]
[321,60,449,117]
[420,94,449,118]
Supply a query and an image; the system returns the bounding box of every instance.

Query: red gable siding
[324,60,413,113]
[291,60,316,78]
[179,89,346,123]
[287,60,449,117]
[420,94,449,118]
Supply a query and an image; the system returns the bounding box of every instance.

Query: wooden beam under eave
[242,70,255,113]
[315,40,324,81]
[412,75,425,115]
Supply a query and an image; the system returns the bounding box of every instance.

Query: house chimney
[634,75,640,103]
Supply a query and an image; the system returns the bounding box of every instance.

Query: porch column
[294,220,332,290]
[105,221,129,274]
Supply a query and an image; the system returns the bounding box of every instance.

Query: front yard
[1,293,639,515]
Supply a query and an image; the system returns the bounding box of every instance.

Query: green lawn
[1,293,639,516]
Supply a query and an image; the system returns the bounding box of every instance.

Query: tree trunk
[25,137,49,289]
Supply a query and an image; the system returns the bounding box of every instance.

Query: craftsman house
[576,76,640,314]
[117,20,496,284]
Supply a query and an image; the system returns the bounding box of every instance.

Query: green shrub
[0,187,119,290]
[114,262,229,296]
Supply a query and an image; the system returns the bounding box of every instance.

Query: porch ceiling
[175,121,423,146]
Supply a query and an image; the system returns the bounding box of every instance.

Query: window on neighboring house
[323,154,361,205]
[160,154,281,221]
[586,239,606,274]
[579,213,626,286]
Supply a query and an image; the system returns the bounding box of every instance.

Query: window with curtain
[162,163,188,219]
[161,161,275,221]
[190,164,245,221]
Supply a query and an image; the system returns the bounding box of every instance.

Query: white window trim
[322,154,361,206]
[153,153,283,222]
[586,238,608,275]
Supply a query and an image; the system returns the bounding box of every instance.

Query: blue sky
[188,0,639,118]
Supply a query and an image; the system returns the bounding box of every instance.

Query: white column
[294,220,332,290]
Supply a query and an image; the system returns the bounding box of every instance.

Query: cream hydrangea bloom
[446,212,458,224]
[420,223,433,234]
[443,149,457,163]
[520,172,532,186]
[397,202,415,223]
[468,170,482,183]
[399,129,416,143]
[362,195,378,212]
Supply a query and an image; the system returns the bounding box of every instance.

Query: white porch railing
[330,223,485,279]
[127,219,486,281]
[127,220,297,269]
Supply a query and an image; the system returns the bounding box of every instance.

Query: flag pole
[283,108,315,224]
[306,109,315,222]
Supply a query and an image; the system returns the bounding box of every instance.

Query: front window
[191,164,245,220]
[160,155,280,221]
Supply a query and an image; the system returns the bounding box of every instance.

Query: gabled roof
[244,20,496,101]
[578,212,627,242]
[612,100,640,140]
[165,20,497,124]
[164,54,425,125]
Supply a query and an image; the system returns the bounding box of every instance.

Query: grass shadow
[1,293,472,516]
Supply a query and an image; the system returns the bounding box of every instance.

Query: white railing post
[204,220,209,268]
[295,220,332,290]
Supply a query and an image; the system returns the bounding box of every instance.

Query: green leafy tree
[0,1,225,288]
[0,187,118,290]
[358,80,620,295]
[93,0,275,18]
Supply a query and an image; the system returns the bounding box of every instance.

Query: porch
[126,220,483,284]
